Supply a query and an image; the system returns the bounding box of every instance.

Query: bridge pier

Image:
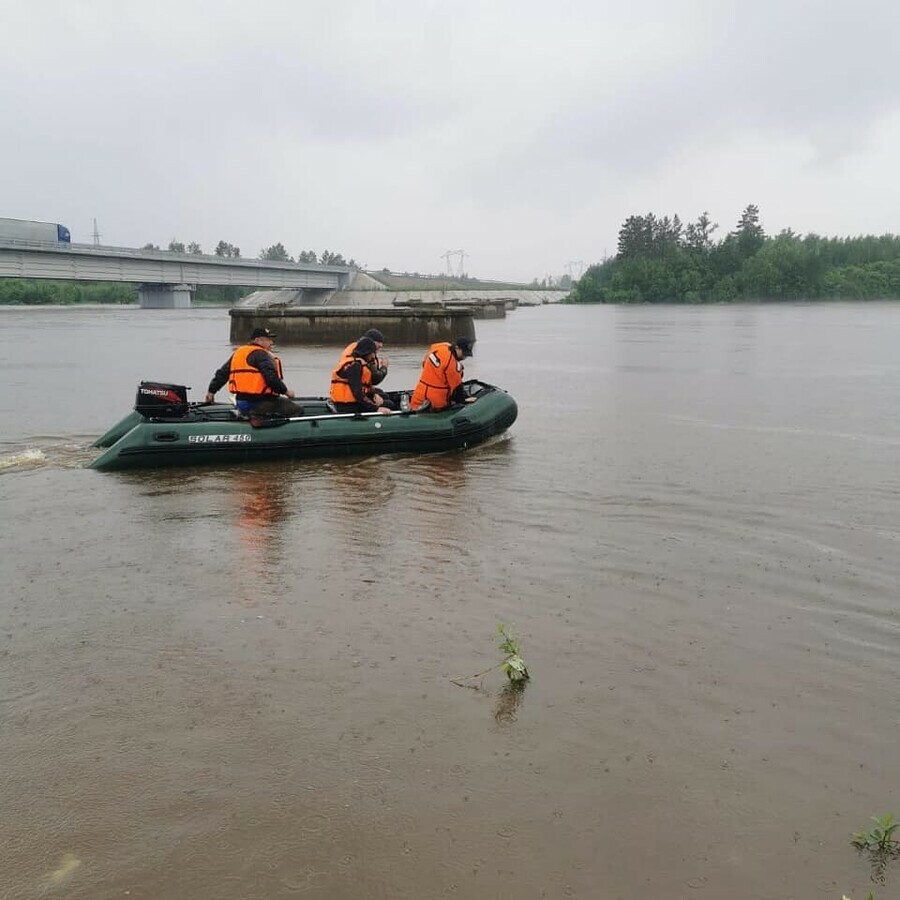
[138,283,193,309]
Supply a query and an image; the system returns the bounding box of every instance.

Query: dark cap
[353,336,377,357]
[363,328,385,343]
[250,327,276,340]
[456,336,474,358]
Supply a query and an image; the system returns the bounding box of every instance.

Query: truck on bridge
[0,217,71,243]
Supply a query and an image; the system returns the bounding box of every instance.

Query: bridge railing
[0,238,352,272]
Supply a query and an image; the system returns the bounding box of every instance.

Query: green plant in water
[853,815,899,854]
[451,624,531,692]
[851,814,900,885]
[496,624,529,683]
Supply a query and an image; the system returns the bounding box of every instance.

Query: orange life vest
[227,344,283,396]
[330,357,373,404]
[339,340,384,377]
[410,342,463,411]
[338,341,356,367]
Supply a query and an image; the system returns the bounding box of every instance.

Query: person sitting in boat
[204,327,301,417]
[330,337,396,414]
[338,328,389,387]
[410,337,476,412]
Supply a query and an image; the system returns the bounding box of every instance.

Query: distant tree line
[531,274,573,289]
[0,279,136,305]
[257,243,355,266]
[567,205,900,303]
[143,238,357,267]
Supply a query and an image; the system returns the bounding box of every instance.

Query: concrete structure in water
[393,297,510,319]
[230,306,476,345]
[139,283,193,309]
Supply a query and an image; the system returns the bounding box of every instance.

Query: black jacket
[208,348,288,401]
[337,359,379,410]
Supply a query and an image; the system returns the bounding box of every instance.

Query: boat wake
[0,448,47,471]
[0,440,98,473]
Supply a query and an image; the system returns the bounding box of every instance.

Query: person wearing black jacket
[330,337,396,414]
[204,327,301,417]
[361,328,389,386]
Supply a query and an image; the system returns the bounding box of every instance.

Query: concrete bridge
[0,239,352,307]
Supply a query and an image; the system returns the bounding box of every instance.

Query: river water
[1,303,898,899]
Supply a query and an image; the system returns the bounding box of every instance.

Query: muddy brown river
[1,303,898,899]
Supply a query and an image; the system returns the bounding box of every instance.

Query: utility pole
[92,218,101,247]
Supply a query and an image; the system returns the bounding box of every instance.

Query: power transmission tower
[566,259,585,281]
[92,218,101,246]
[441,249,468,278]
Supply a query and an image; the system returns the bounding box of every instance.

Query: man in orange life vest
[410,336,476,411]
[337,328,389,387]
[205,327,300,417]
[330,336,396,414]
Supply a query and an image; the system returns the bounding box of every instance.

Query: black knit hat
[364,328,385,343]
[250,327,276,340]
[456,336,474,358]
[353,336,377,357]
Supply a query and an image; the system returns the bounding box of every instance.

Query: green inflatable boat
[89,380,517,471]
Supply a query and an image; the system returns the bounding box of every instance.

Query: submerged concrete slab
[392,297,507,319]
[334,288,569,307]
[229,306,476,345]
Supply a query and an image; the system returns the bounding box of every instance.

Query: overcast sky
[2,0,898,282]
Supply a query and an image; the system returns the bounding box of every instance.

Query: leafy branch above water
[451,624,530,688]
[451,625,531,723]
[496,624,529,683]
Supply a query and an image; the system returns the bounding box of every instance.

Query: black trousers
[247,397,304,417]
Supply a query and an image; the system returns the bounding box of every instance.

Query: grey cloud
[1,0,899,281]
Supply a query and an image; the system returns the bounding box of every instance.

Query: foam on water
[0,448,47,471]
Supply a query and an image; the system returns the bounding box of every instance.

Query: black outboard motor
[134,381,189,418]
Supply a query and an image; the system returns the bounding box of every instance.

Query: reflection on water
[229,468,292,574]
[494,679,527,724]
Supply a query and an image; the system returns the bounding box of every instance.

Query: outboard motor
[134,381,189,418]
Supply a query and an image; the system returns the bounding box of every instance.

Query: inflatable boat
[89,380,517,471]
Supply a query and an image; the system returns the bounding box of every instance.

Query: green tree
[297,250,318,263]
[617,215,652,259]
[168,239,186,253]
[214,240,241,258]
[259,243,292,262]
[187,241,203,255]
[617,213,683,260]
[684,211,718,254]
[567,205,900,304]
[733,204,765,258]
[320,250,348,265]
